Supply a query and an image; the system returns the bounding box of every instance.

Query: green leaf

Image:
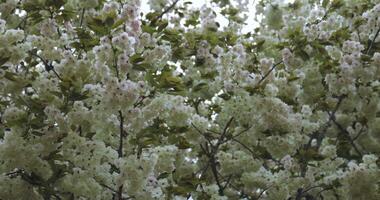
[157,172,170,179]
[4,71,18,81]
[0,56,10,66]
[141,137,157,146]
[56,8,76,22]
[177,137,191,149]
[133,63,151,71]
[74,28,99,51]
[87,17,109,35]
[166,76,183,86]
[172,47,195,61]
[218,93,231,100]
[297,148,325,161]
[158,71,185,92]
[45,0,66,9]
[295,49,310,61]
[142,24,156,34]
[330,27,350,43]
[161,29,182,43]
[168,186,194,196]
[146,12,160,21]
[330,0,344,11]
[104,17,115,27]
[192,82,208,92]
[129,54,145,64]
[322,0,329,8]
[112,18,125,29]
[254,39,266,50]
[69,91,90,101]
[157,20,168,32]
[212,0,230,7]
[221,7,239,16]
[288,75,300,82]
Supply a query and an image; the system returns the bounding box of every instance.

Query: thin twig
[302,185,324,194]
[328,113,363,157]
[222,175,233,191]
[151,0,180,25]
[80,8,85,28]
[352,125,366,141]
[99,183,118,193]
[315,186,334,199]
[117,110,125,200]
[256,185,273,200]
[256,60,283,86]
[214,117,234,150]
[192,122,213,144]
[232,125,253,140]
[230,138,256,156]
[366,26,380,54]
[29,51,63,81]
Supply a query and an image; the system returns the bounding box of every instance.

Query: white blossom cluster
[0,0,380,199]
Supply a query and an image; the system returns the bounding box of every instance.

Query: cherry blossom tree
[0,0,380,199]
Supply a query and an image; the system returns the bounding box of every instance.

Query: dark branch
[230,138,256,156]
[100,183,118,193]
[366,26,380,54]
[328,112,363,157]
[151,0,180,24]
[80,9,85,28]
[231,125,253,140]
[256,60,283,86]
[117,110,125,200]
[29,51,63,81]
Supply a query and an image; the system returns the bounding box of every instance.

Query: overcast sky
[140,0,296,33]
[140,0,259,33]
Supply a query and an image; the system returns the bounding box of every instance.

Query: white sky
[140,0,296,33]
[140,0,259,33]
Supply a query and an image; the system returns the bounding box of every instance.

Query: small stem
[366,26,380,54]
[110,38,121,81]
[256,60,283,86]
[29,51,63,81]
[329,114,363,157]
[118,110,124,158]
[151,0,180,25]
[100,183,117,193]
[210,154,224,196]
[230,138,256,156]
[80,9,85,28]
[117,110,125,200]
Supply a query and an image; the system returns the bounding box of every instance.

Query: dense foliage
[0,0,380,199]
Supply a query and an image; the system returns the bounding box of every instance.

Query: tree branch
[151,0,180,25]
[29,51,63,81]
[256,60,283,86]
[79,8,85,28]
[117,110,125,200]
[328,112,363,157]
[366,26,380,54]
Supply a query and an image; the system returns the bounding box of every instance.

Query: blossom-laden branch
[5,168,63,199]
[328,112,363,157]
[256,60,283,86]
[29,50,63,81]
[304,94,347,151]
[192,117,254,196]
